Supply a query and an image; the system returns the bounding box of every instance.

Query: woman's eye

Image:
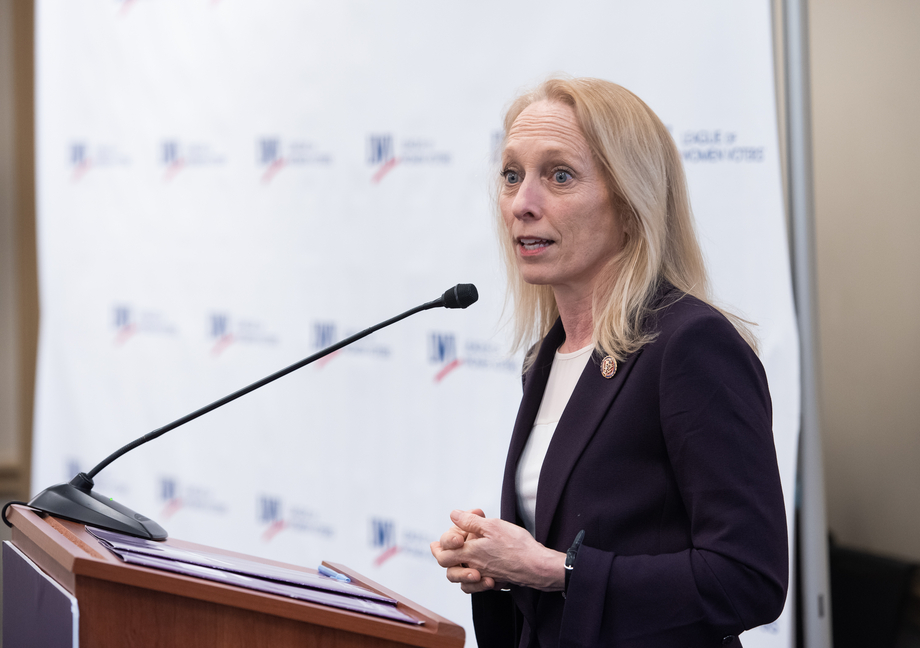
[554,170,572,183]
[503,170,520,184]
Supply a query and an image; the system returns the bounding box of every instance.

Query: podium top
[8,505,464,648]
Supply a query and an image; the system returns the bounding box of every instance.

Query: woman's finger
[450,509,489,537]
[438,527,467,551]
[446,564,481,584]
[431,543,464,568]
[460,575,496,594]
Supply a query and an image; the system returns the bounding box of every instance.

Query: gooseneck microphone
[437,283,478,310]
[18,284,478,540]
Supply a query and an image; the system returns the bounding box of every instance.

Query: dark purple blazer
[472,290,788,648]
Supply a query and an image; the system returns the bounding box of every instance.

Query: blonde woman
[432,78,787,647]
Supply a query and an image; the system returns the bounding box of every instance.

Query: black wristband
[563,529,585,597]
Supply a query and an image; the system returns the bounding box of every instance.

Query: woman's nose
[511,176,542,221]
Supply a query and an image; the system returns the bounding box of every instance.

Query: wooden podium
[6,505,465,648]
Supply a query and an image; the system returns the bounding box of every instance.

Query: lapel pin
[600,355,617,379]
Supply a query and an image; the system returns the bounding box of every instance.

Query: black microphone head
[441,284,479,309]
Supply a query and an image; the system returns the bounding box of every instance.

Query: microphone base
[28,473,167,540]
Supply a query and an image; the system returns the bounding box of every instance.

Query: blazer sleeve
[559,312,788,645]
[472,589,523,648]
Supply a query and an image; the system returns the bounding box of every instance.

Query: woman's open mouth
[518,237,553,251]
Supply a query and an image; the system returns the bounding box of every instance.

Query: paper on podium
[86,527,422,625]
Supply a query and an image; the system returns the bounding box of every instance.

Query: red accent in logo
[373,545,400,566]
[114,323,137,346]
[164,159,186,182]
[371,157,400,183]
[161,498,184,520]
[316,349,341,368]
[119,0,139,16]
[72,160,92,182]
[434,358,462,383]
[261,519,287,543]
[261,158,287,184]
[211,334,235,357]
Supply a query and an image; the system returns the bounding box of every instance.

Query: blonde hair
[497,77,755,364]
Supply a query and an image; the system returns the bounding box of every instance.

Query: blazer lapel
[532,345,642,545]
[499,322,566,630]
[500,320,566,524]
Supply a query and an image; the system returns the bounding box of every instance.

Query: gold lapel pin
[600,355,617,379]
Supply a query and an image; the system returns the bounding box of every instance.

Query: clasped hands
[430,509,566,594]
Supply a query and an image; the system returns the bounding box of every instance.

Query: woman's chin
[519,274,554,287]
[515,262,557,287]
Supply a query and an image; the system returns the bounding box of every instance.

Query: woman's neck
[555,290,594,353]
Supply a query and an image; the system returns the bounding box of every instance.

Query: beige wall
[0,0,36,501]
[811,0,920,562]
[0,0,19,466]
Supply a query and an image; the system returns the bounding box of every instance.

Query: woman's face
[500,100,624,302]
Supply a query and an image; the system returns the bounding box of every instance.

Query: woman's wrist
[530,546,567,591]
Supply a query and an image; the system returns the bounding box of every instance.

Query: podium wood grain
[8,505,464,648]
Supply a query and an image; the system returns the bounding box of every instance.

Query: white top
[515,343,594,536]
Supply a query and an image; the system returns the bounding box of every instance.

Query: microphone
[19,284,479,540]
[437,283,478,309]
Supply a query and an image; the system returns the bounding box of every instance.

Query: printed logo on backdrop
[209,312,278,356]
[161,140,227,181]
[113,304,177,346]
[257,137,333,183]
[369,517,434,566]
[257,495,334,542]
[367,133,451,183]
[429,332,517,383]
[69,141,130,181]
[312,320,390,368]
[678,129,765,164]
[429,332,461,382]
[159,477,227,520]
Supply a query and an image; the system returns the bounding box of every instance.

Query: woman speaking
[431,78,788,647]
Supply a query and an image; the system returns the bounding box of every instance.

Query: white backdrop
[32,1,799,645]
